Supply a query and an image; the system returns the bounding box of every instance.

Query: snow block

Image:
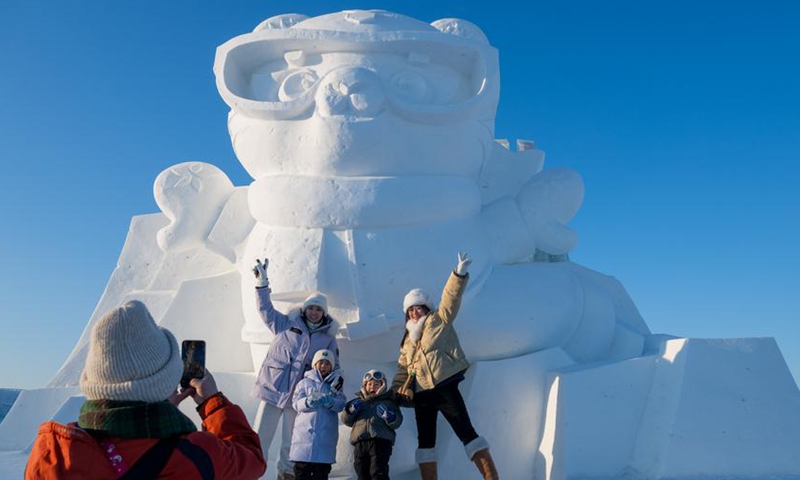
[536,337,800,480]
[629,337,800,479]
[536,355,656,480]
[158,271,253,374]
[443,349,575,480]
[0,451,29,480]
[146,246,235,291]
[206,187,256,263]
[23,395,86,452]
[0,387,80,451]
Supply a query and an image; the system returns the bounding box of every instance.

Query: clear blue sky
[1,1,798,389]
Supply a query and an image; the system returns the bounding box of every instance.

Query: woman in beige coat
[391,253,498,480]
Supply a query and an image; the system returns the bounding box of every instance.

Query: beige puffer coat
[391,272,471,392]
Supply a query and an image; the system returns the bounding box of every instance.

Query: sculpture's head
[214,10,500,180]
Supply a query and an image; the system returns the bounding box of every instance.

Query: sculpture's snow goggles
[214,11,499,123]
[363,370,385,382]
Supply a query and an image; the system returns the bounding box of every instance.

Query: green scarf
[78,399,197,439]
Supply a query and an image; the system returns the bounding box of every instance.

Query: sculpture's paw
[481,164,583,264]
[517,168,584,255]
[154,162,235,253]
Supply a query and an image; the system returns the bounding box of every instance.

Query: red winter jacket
[24,394,266,480]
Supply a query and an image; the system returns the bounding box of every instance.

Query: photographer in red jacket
[25,300,266,480]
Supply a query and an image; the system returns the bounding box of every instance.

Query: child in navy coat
[341,369,403,480]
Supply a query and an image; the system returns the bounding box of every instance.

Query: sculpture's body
[1,10,799,480]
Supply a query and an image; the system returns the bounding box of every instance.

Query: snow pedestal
[439,349,575,480]
[536,337,800,480]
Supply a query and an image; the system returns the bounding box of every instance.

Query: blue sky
[1,1,798,389]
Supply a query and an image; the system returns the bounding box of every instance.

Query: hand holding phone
[180,340,206,389]
[188,370,219,405]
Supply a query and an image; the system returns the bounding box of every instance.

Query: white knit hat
[403,288,434,313]
[302,292,328,314]
[80,300,183,402]
[312,349,334,368]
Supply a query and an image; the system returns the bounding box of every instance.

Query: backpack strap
[88,429,215,480]
[176,438,215,480]
[118,436,179,480]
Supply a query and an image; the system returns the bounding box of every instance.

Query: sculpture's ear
[430,18,489,44]
[253,14,310,32]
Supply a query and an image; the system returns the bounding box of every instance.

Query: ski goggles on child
[363,370,386,382]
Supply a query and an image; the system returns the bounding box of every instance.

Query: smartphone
[180,340,206,388]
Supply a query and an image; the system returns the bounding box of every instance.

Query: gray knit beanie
[80,300,183,402]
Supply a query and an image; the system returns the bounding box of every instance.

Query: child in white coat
[290,349,346,480]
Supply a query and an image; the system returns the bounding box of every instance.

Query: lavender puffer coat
[253,286,339,409]
[290,369,347,464]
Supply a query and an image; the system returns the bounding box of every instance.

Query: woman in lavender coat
[252,258,340,480]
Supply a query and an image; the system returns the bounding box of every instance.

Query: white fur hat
[312,349,335,368]
[80,300,182,402]
[403,288,434,313]
[302,292,328,314]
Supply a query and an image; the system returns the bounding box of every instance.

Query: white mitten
[252,258,269,288]
[455,252,472,276]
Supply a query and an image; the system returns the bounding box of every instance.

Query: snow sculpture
[213,10,647,371]
[2,9,800,480]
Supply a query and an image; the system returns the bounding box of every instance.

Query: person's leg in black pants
[370,438,393,480]
[353,441,371,480]
[413,389,440,449]
[294,461,331,479]
[436,381,479,445]
[294,461,313,480]
[413,389,440,480]
[312,462,331,479]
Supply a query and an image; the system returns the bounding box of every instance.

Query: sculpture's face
[252,50,473,121]
[215,10,500,180]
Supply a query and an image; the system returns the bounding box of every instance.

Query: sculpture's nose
[316,67,386,119]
